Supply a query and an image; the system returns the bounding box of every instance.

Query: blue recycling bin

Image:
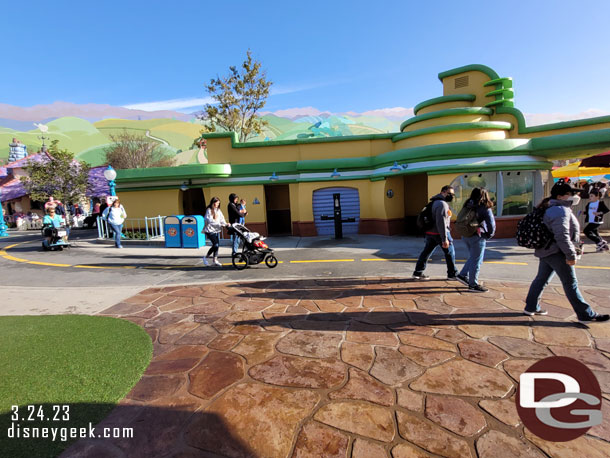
[181,215,206,248]
[164,215,185,248]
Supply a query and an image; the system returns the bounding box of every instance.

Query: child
[238,199,247,225]
[584,189,609,252]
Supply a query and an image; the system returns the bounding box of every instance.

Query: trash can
[164,215,185,248]
[181,215,206,248]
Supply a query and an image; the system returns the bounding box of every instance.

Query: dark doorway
[265,184,292,235]
[182,188,206,216]
[404,173,428,235]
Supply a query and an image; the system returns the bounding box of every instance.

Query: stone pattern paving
[61,278,610,458]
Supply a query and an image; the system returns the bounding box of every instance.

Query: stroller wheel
[265,255,278,268]
[232,252,248,270]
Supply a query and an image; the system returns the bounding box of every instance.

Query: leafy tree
[105,131,175,169]
[199,50,272,143]
[20,140,90,209]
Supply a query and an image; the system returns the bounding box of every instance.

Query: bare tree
[105,131,174,169]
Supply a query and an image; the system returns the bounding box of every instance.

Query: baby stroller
[227,223,278,270]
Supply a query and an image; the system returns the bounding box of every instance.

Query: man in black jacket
[227,193,242,255]
[584,188,609,251]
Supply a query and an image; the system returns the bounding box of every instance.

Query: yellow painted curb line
[27,261,72,267]
[290,259,355,263]
[484,261,529,266]
[576,265,610,270]
[361,258,418,262]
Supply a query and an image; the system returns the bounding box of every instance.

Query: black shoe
[447,274,458,281]
[468,284,489,293]
[579,314,610,323]
[523,309,548,316]
[412,273,430,280]
[455,274,469,286]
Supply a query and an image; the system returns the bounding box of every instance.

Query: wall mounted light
[180,179,192,192]
[390,161,401,173]
[253,197,260,205]
[269,172,279,181]
[386,189,394,198]
[330,168,341,178]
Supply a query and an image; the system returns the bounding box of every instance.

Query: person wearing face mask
[584,189,609,252]
[524,182,609,322]
[412,185,459,281]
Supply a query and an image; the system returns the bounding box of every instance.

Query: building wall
[118,189,181,218]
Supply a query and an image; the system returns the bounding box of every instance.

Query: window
[30,199,44,210]
[450,172,498,216]
[449,171,536,217]
[502,171,534,216]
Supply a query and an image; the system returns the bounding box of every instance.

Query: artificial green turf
[0,315,152,458]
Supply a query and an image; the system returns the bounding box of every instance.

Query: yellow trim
[27,261,72,267]
[575,265,610,270]
[290,259,355,263]
[361,258,418,261]
[484,261,529,266]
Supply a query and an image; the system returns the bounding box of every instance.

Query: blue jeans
[414,234,457,277]
[525,252,595,320]
[109,223,123,248]
[459,235,486,287]
[232,233,240,254]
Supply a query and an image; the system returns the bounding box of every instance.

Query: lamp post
[0,187,9,237]
[103,165,117,196]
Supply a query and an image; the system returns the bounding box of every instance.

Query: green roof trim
[116,163,232,183]
[199,131,396,148]
[437,64,500,82]
[413,94,476,115]
[391,121,512,143]
[399,107,493,131]
[230,161,297,176]
[426,161,552,175]
[496,106,610,134]
[483,77,513,88]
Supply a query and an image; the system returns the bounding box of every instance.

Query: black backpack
[416,201,436,231]
[516,206,554,249]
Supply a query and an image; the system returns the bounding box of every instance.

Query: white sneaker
[213,258,222,267]
[203,257,209,266]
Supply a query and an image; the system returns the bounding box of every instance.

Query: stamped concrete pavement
[60,278,610,458]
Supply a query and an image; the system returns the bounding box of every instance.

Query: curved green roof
[437,64,500,82]
[413,94,476,115]
[391,121,512,143]
[400,107,493,131]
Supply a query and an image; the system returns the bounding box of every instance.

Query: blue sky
[4,0,610,116]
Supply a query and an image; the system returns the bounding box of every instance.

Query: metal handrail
[97,215,165,241]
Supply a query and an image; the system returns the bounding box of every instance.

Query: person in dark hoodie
[412,185,458,280]
[227,193,242,255]
[524,181,609,322]
[455,187,496,292]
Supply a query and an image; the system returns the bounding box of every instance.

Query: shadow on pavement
[1,402,254,458]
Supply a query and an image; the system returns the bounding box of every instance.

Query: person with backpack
[455,187,496,292]
[583,189,609,252]
[412,185,459,281]
[524,181,608,322]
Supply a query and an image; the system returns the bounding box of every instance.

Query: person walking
[102,199,127,248]
[583,189,609,252]
[524,181,609,322]
[203,196,229,267]
[455,187,496,292]
[412,185,459,280]
[227,193,242,255]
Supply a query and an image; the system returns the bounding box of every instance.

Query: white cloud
[524,109,610,126]
[123,97,214,111]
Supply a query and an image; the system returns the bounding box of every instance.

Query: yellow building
[115,64,610,238]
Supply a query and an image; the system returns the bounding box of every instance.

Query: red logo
[185,228,195,237]
[167,228,177,237]
[516,356,602,441]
